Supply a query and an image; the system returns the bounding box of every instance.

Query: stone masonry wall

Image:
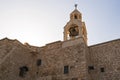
[36,40,89,80]
[0,45,36,80]
[89,39,120,80]
[1,38,119,80]
[0,38,89,80]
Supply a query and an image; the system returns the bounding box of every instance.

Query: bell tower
[63,4,87,45]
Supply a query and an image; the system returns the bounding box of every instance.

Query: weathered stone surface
[0,37,89,80]
[89,39,120,80]
[1,38,119,80]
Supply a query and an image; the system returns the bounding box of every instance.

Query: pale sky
[0,0,120,46]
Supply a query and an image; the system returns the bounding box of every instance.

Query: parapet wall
[62,37,85,48]
[46,41,62,50]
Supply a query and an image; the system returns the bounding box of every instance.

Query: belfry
[63,4,87,45]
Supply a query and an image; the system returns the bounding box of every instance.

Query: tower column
[63,5,87,45]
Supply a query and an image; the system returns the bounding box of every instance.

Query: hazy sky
[0,0,120,46]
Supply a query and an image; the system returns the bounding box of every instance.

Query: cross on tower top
[75,4,78,9]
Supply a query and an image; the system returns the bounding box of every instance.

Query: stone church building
[0,5,120,80]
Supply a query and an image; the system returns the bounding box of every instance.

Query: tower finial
[75,4,78,9]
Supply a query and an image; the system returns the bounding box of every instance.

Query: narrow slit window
[101,68,105,72]
[37,59,42,66]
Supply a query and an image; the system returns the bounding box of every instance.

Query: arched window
[74,15,78,19]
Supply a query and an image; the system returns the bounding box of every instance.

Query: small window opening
[74,15,78,19]
[100,68,105,72]
[36,72,38,75]
[37,59,41,66]
[88,66,94,70]
[19,66,29,77]
[64,65,69,74]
